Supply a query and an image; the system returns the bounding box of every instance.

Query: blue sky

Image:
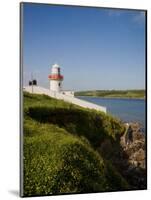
[23,3,146,91]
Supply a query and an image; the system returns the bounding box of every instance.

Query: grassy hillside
[75,90,145,99]
[23,92,129,196]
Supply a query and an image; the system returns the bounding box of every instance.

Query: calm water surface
[78,96,146,130]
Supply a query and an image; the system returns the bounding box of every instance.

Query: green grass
[75,90,145,99]
[23,92,129,196]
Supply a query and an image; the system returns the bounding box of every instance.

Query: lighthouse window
[58,83,61,86]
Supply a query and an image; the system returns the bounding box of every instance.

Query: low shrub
[23,92,128,196]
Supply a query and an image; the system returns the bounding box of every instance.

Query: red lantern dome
[48,74,64,80]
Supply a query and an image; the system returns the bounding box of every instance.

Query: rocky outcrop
[121,122,145,169]
[120,122,146,189]
[99,122,146,189]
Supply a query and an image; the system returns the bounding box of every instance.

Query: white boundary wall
[24,86,107,113]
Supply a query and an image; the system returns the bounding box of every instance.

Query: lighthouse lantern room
[48,63,64,92]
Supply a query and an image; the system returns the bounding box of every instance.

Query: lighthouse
[24,63,106,112]
[48,63,64,92]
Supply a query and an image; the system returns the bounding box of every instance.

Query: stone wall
[23,86,107,113]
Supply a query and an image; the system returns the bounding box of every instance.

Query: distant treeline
[75,90,145,99]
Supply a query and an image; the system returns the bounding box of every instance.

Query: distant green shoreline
[75,90,145,99]
[77,95,145,100]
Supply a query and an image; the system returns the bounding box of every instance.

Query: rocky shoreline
[121,123,145,167]
[120,122,146,189]
[99,122,146,190]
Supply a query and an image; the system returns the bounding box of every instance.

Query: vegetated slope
[75,90,145,99]
[23,92,129,196]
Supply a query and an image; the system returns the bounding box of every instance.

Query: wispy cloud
[107,9,145,25]
[107,9,122,17]
[132,12,145,25]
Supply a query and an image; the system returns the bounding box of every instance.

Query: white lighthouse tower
[24,63,106,113]
[48,63,64,92]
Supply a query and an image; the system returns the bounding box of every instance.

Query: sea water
[78,96,146,131]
